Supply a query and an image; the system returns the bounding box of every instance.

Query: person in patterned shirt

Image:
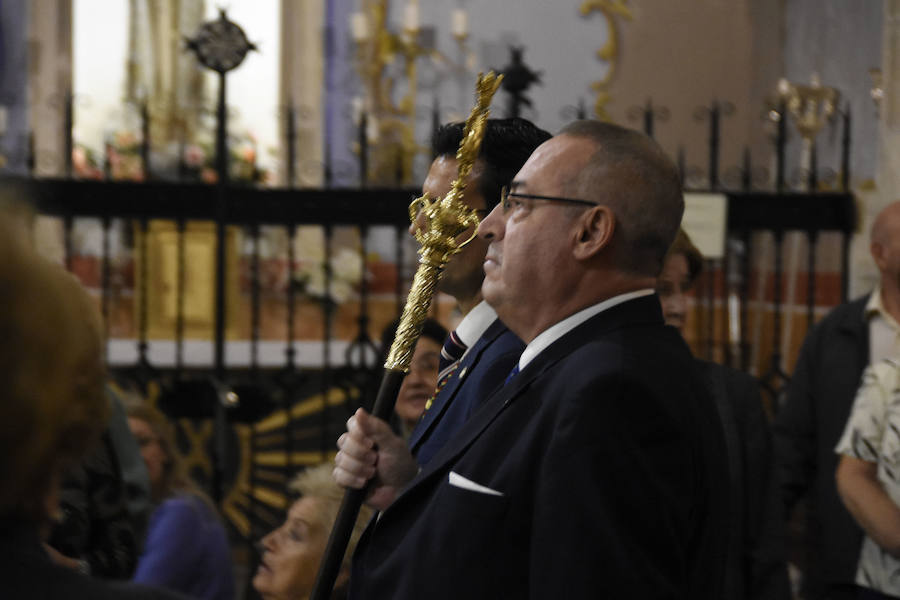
[836,358,900,600]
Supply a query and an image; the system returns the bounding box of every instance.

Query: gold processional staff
[309,71,504,600]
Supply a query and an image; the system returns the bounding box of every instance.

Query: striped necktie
[423,330,468,412]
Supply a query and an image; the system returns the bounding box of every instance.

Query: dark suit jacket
[701,361,791,600]
[409,318,523,465]
[0,521,188,600]
[350,295,729,599]
[774,294,869,595]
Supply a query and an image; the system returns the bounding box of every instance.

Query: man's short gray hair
[559,120,684,277]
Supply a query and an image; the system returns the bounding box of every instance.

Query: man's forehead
[424,155,484,182]
[513,136,594,190]
[423,156,486,204]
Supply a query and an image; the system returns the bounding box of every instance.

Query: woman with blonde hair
[127,404,234,600]
[253,464,373,600]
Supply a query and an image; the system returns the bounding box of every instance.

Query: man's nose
[477,204,504,241]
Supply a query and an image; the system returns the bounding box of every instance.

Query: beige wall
[28,0,72,177]
[608,0,784,184]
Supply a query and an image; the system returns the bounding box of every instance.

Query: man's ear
[573,205,614,260]
[872,241,887,272]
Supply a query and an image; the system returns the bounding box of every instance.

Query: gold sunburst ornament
[385,71,503,372]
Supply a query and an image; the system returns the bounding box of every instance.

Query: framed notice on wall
[682,193,728,259]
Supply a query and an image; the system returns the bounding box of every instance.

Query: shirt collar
[865,284,882,317]
[866,284,900,330]
[518,288,655,370]
[454,300,497,348]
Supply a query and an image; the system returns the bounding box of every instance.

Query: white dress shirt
[454,300,498,358]
[518,289,656,370]
[866,285,900,366]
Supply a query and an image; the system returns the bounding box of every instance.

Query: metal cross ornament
[186,9,256,74]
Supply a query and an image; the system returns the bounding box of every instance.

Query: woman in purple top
[128,405,235,600]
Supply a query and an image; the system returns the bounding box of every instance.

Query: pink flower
[72,146,89,171]
[201,167,218,184]
[184,144,206,167]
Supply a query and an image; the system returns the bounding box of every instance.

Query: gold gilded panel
[135,220,240,340]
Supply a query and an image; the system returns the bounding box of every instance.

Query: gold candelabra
[350,0,472,185]
[773,74,841,142]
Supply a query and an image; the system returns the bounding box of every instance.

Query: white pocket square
[448,471,504,497]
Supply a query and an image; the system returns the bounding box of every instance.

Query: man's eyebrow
[509,180,525,191]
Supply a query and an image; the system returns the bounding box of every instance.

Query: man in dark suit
[336,121,729,598]
[335,118,550,511]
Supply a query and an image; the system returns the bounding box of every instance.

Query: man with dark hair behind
[334,118,551,511]
[336,121,728,598]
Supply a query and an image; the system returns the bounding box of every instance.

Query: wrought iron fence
[0,92,857,549]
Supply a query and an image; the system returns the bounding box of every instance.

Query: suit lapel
[386,356,545,517]
[390,295,665,512]
[837,294,870,366]
[408,320,505,453]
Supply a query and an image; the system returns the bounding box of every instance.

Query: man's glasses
[500,186,600,214]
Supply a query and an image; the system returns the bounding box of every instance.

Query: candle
[404,2,419,31]
[451,9,467,38]
[776,77,791,98]
[350,11,369,42]
[366,115,380,143]
[351,96,364,123]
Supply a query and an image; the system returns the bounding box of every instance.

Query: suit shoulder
[482,321,523,349]
[807,294,869,337]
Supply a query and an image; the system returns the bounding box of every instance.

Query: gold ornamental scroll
[384,71,503,372]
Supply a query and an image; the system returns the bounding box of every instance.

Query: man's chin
[481,282,501,307]
[252,570,269,594]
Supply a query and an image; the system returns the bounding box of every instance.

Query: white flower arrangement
[293,226,367,305]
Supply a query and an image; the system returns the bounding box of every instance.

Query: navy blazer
[408,318,523,466]
[350,295,730,600]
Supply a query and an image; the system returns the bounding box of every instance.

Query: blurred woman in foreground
[0,211,185,600]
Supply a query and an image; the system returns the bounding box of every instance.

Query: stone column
[851,0,900,297]
[279,0,325,187]
[28,0,72,177]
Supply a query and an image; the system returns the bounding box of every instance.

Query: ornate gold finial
[580,0,633,121]
[385,72,503,372]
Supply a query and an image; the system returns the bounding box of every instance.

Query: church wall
[0,0,30,174]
